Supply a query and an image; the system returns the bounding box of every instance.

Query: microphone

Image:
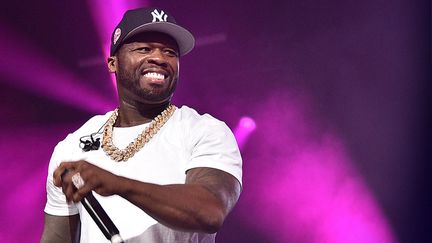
[81,192,124,243]
[62,170,124,243]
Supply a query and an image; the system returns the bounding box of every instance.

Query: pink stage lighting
[86,0,148,91]
[0,25,114,113]
[234,116,257,149]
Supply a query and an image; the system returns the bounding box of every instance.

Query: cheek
[118,54,143,70]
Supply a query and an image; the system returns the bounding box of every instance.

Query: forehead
[122,31,179,49]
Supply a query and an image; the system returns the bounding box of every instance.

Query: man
[41,7,242,243]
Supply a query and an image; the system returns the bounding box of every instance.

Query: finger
[73,183,92,202]
[53,162,73,186]
[71,172,93,202]
[61,173,76,202]
[60,161,82,170]
[53,165,67,187]
[53,161,79,186]
[60,168,71,179]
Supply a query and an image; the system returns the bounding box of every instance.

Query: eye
[135,47,151,53]
[164,49,179,57]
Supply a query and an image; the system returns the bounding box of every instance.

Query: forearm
[117,177,225,233]
[41,214,80,243]
[54,162,241,234]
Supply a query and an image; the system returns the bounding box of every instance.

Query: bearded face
[113,32,180,105]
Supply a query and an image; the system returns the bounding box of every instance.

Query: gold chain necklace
[101,104,176,162]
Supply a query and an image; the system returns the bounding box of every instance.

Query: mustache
[137,60,169,74]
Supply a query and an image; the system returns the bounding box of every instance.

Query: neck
[115,100,170,127]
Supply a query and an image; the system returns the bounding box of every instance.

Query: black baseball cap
[110,7,195,56]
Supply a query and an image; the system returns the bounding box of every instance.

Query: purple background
[0,0,429,242]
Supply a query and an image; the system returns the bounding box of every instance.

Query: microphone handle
[81,192,124,243]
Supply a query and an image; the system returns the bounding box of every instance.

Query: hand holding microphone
[57,162,124,243]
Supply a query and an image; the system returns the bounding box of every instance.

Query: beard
[116,61,177,104]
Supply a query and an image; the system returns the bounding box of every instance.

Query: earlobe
[107,56,117,73]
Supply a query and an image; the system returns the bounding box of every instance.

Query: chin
[135,91,173,104]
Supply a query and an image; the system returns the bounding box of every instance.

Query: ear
[107,56,117,73]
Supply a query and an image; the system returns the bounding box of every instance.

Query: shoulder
[177,106,243,185]
[174,105,227,128]
[173,105,237,148]
[171,105,236,142]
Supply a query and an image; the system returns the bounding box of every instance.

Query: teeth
[144,72,165,80]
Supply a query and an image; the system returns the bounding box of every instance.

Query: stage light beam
[234,116,257,149]
[0,25,114,113]
[86,0,148,92]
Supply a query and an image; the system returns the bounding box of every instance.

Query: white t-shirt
[44,106,242,243]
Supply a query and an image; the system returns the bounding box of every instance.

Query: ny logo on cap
[151,9,168,22]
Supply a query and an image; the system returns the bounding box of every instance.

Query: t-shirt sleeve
[185,117,243,185]
[44,137,79,216]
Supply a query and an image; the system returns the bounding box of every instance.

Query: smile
[144,72,166,80]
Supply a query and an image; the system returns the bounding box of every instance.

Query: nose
[146,49,168,67]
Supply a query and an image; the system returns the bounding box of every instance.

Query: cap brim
[124,22,195,56]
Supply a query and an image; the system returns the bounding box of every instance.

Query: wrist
[114,176,133,197]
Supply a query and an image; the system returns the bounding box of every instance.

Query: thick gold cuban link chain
[102,104,176,162]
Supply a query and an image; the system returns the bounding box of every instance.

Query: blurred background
[0,0,429,242]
